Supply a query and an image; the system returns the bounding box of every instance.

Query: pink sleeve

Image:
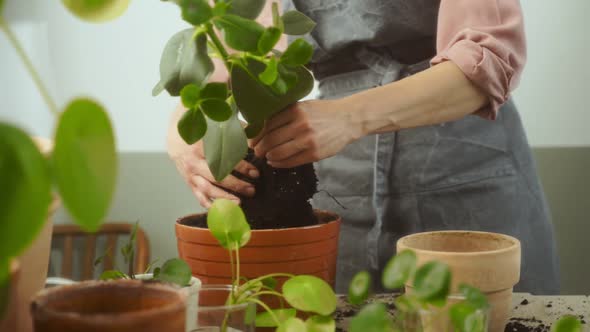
[430,0,527,120]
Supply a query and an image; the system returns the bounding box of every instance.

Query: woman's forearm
[344,61,488,138]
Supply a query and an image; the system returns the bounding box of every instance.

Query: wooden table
[334,293,589,331]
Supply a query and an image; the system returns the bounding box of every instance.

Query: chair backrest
[51,223,150,280]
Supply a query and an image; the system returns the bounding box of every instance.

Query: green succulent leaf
[551,315,582,332]
[280,38,313,67]
[413,261,451,305]
[215,14,264,52]
[255,308,296,327]
[203,103,248,181]
[349,303,393,332]
[178,108,207,144]
[226,0,265,19]
[382,249,417,290]
[181,84,201,108]
[200,99,232,122]
[277,317,307,332]
[231,59,314,123]
[348,270,371,305]
[53,99,117,232]
[281,10,316,35]
[244,121,265,139]
[207,199,251,250]
[61,0,130,23]
[259,57,279,85]
[153,29,213,97]
[201,82,229,100]
[450,302,488,332]
[179,0,213,26]
[100,270,129,280]
[0,124,52,262]
[258,27,282,55]
[306,315,335,332]
[156,258,192,286]
[282,275,337,316]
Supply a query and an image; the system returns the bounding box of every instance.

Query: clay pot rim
[176,209,341,233]
[31,280,186,323]
[397,230,521,256]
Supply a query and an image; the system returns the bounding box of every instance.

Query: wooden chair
[51,223,150,281]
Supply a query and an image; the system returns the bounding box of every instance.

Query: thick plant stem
[0,17,60,117]
[205,23,230,70]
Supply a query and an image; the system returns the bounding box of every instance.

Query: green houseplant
[158,0,342,287]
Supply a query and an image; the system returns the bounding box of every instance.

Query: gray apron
[284,0,560,295]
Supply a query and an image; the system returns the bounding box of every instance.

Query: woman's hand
[252,99,361,168]
[168,106,258,208]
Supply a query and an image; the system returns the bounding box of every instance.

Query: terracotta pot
[176,211,341,288]
[31,280,186,332]
[397,231,521,332]
[0,260,20,332]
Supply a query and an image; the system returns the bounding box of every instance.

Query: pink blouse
[431,0,527,119]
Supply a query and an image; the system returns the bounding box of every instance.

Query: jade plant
[155,0,320,229]
[0,0,130,317]
[207,199,338,332]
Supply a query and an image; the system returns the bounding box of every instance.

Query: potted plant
[153,0,341,287]
[1,0,128,330]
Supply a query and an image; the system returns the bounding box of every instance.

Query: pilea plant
[207,199,338,332]
[0,0,129,317]
[155,0,320,229]
[96,222,193,287]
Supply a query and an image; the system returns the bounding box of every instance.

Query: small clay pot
[30,280,186,332]
[397,231,521,332]
[176,210,341,287]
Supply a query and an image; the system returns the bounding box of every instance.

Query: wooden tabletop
[334,293,589,331]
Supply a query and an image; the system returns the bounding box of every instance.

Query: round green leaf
[215,14,264,52]
[53,99,117,232]
[413,261,451,305]
[459,284,490,309]
[282,275,337,316]
[157,258,192,286]
[200,99,232,122]
[306,315,335,332]
[348,270,371,305]
[231,59,314,123]
[181,84,201,108]
[180,0,213,26]
[281,10,316,35]
[382,249,417,290]
[207,199,251,250]
[0,124,52,261]
[277,317,307,332]
[258,27,282,55]
[450,302,487,332]
[227,0,265,19]
[153,29,213,97]
[280,38,313,67]
[349,303,393,332]
[255,308,296,327]
[201,82,229,100]
[61,0,130,22]
[259,57,279,86]
[551,315,582,332]
[178,108,207,144]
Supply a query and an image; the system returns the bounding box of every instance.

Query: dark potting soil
[232,149,319,229]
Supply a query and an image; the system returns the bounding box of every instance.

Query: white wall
[1,0,588,151]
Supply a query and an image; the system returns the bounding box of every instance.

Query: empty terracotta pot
[397,231,521,332]
[31,280,186,332]
[176,211,341,288]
